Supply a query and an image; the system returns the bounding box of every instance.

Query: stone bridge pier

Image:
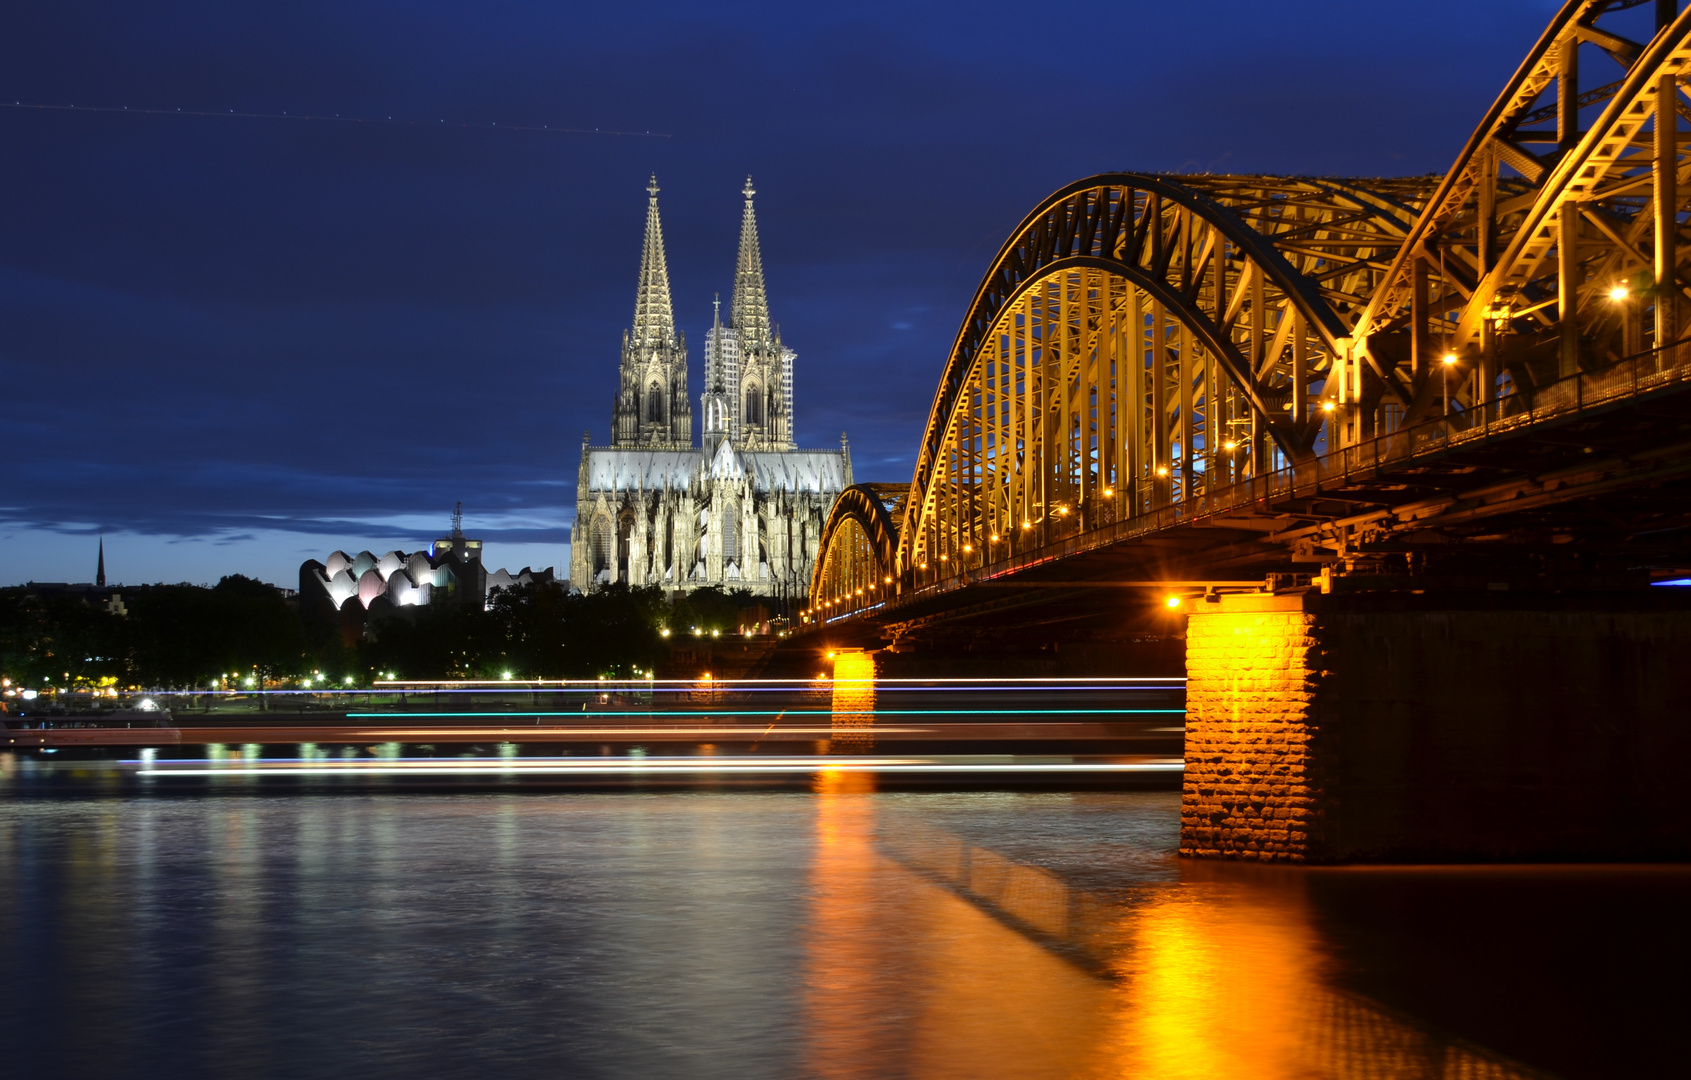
[1181,590,1691,862]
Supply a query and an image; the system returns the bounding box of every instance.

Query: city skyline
[0,1,1555,586]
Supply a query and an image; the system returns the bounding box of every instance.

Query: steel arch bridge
[810,0,1691,621]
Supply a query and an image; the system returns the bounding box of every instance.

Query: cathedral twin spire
[616,174,794,453]
[729,177,773,356]
[614,176,690,448]
[630,175,676,351]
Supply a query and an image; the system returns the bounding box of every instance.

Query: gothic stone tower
[613,176,692,448]
[573,176,847,599]
[726,177,795,451]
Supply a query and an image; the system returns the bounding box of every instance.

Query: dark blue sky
[1,0,1560,586]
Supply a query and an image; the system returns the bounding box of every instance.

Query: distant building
[298,515,558,639]
[571,176,850,601]
[6,539,135,614]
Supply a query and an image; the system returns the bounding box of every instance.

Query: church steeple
[631,175,676,349]
[727,176,794,450]
[96,537,106,589]
[729,177,773,354]
[613,175,691,449]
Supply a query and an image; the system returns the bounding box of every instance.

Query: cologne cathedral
[570,176,851,599]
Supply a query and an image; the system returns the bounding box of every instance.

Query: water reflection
[0,791,1676,1078]
[828,650,877,753]
[816,808,1562,1080]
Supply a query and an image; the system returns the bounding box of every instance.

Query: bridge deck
[826,344,1691,635]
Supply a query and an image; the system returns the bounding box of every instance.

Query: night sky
[1,1,1562,587]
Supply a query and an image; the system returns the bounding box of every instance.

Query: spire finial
[96,537,106,589]
[743,175,755,201]
[648,173,659,200]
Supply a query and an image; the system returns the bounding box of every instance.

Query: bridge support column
[1182,591,1691,863]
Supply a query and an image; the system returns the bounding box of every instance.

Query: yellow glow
[989,534,999,542]
[1021,522,1031,530]
[1156,466,1169,477]
[660,627,671,637]
[1610,284,1629,301]
[883,576,893,583]
[1441,352,1457,366]
[1102,488,1113,497]
[962,544,973,553]
[1165,595,1182,609]
[1321,401,1335,413]
[1223,441,1237,451]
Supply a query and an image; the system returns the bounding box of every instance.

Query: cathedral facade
[571,177,850,599]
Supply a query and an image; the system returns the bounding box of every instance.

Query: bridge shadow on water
[807,777,1682,1080]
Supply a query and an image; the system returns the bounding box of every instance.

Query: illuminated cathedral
[571,176,850,598]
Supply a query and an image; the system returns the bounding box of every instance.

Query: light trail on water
[124,754,1185,777]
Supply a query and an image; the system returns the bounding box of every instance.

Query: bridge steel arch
[1355,0,1691,423]
[887,172,1432,584]
[808,0,1691,615]
[810,484,906,617]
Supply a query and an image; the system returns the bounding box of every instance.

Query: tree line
[0,577,774,690]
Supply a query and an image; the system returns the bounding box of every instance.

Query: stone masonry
[1181,593,1329,862]
[1182,589,1691,863]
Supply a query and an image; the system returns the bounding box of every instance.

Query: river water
[1,783,1683,1079]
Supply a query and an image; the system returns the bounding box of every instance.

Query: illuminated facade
[572,177,850,598]
[299,524,555,631]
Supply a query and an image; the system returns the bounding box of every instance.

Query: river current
[1,785,1683,1079]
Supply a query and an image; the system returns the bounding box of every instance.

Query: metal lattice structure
[810,0,1691,618]
[811,484,906,611]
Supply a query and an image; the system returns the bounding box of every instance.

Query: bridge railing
[855,341,1691,618]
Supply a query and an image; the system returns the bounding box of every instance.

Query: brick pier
[1181,590,1691,862]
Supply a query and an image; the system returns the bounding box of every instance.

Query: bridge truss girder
[887,172,1432,583]
[810,0,1691,614]
[811,484,904,618]
[1357,0,1691,422]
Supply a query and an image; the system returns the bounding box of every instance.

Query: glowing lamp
[1223,441,1237,451]
[962,544,973,553]
[1609,284,1629,301]
[1165,595,1182,609]
[1156,466,1169,477]
[1441,353,1457,366]
[1321,401,1336,413]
